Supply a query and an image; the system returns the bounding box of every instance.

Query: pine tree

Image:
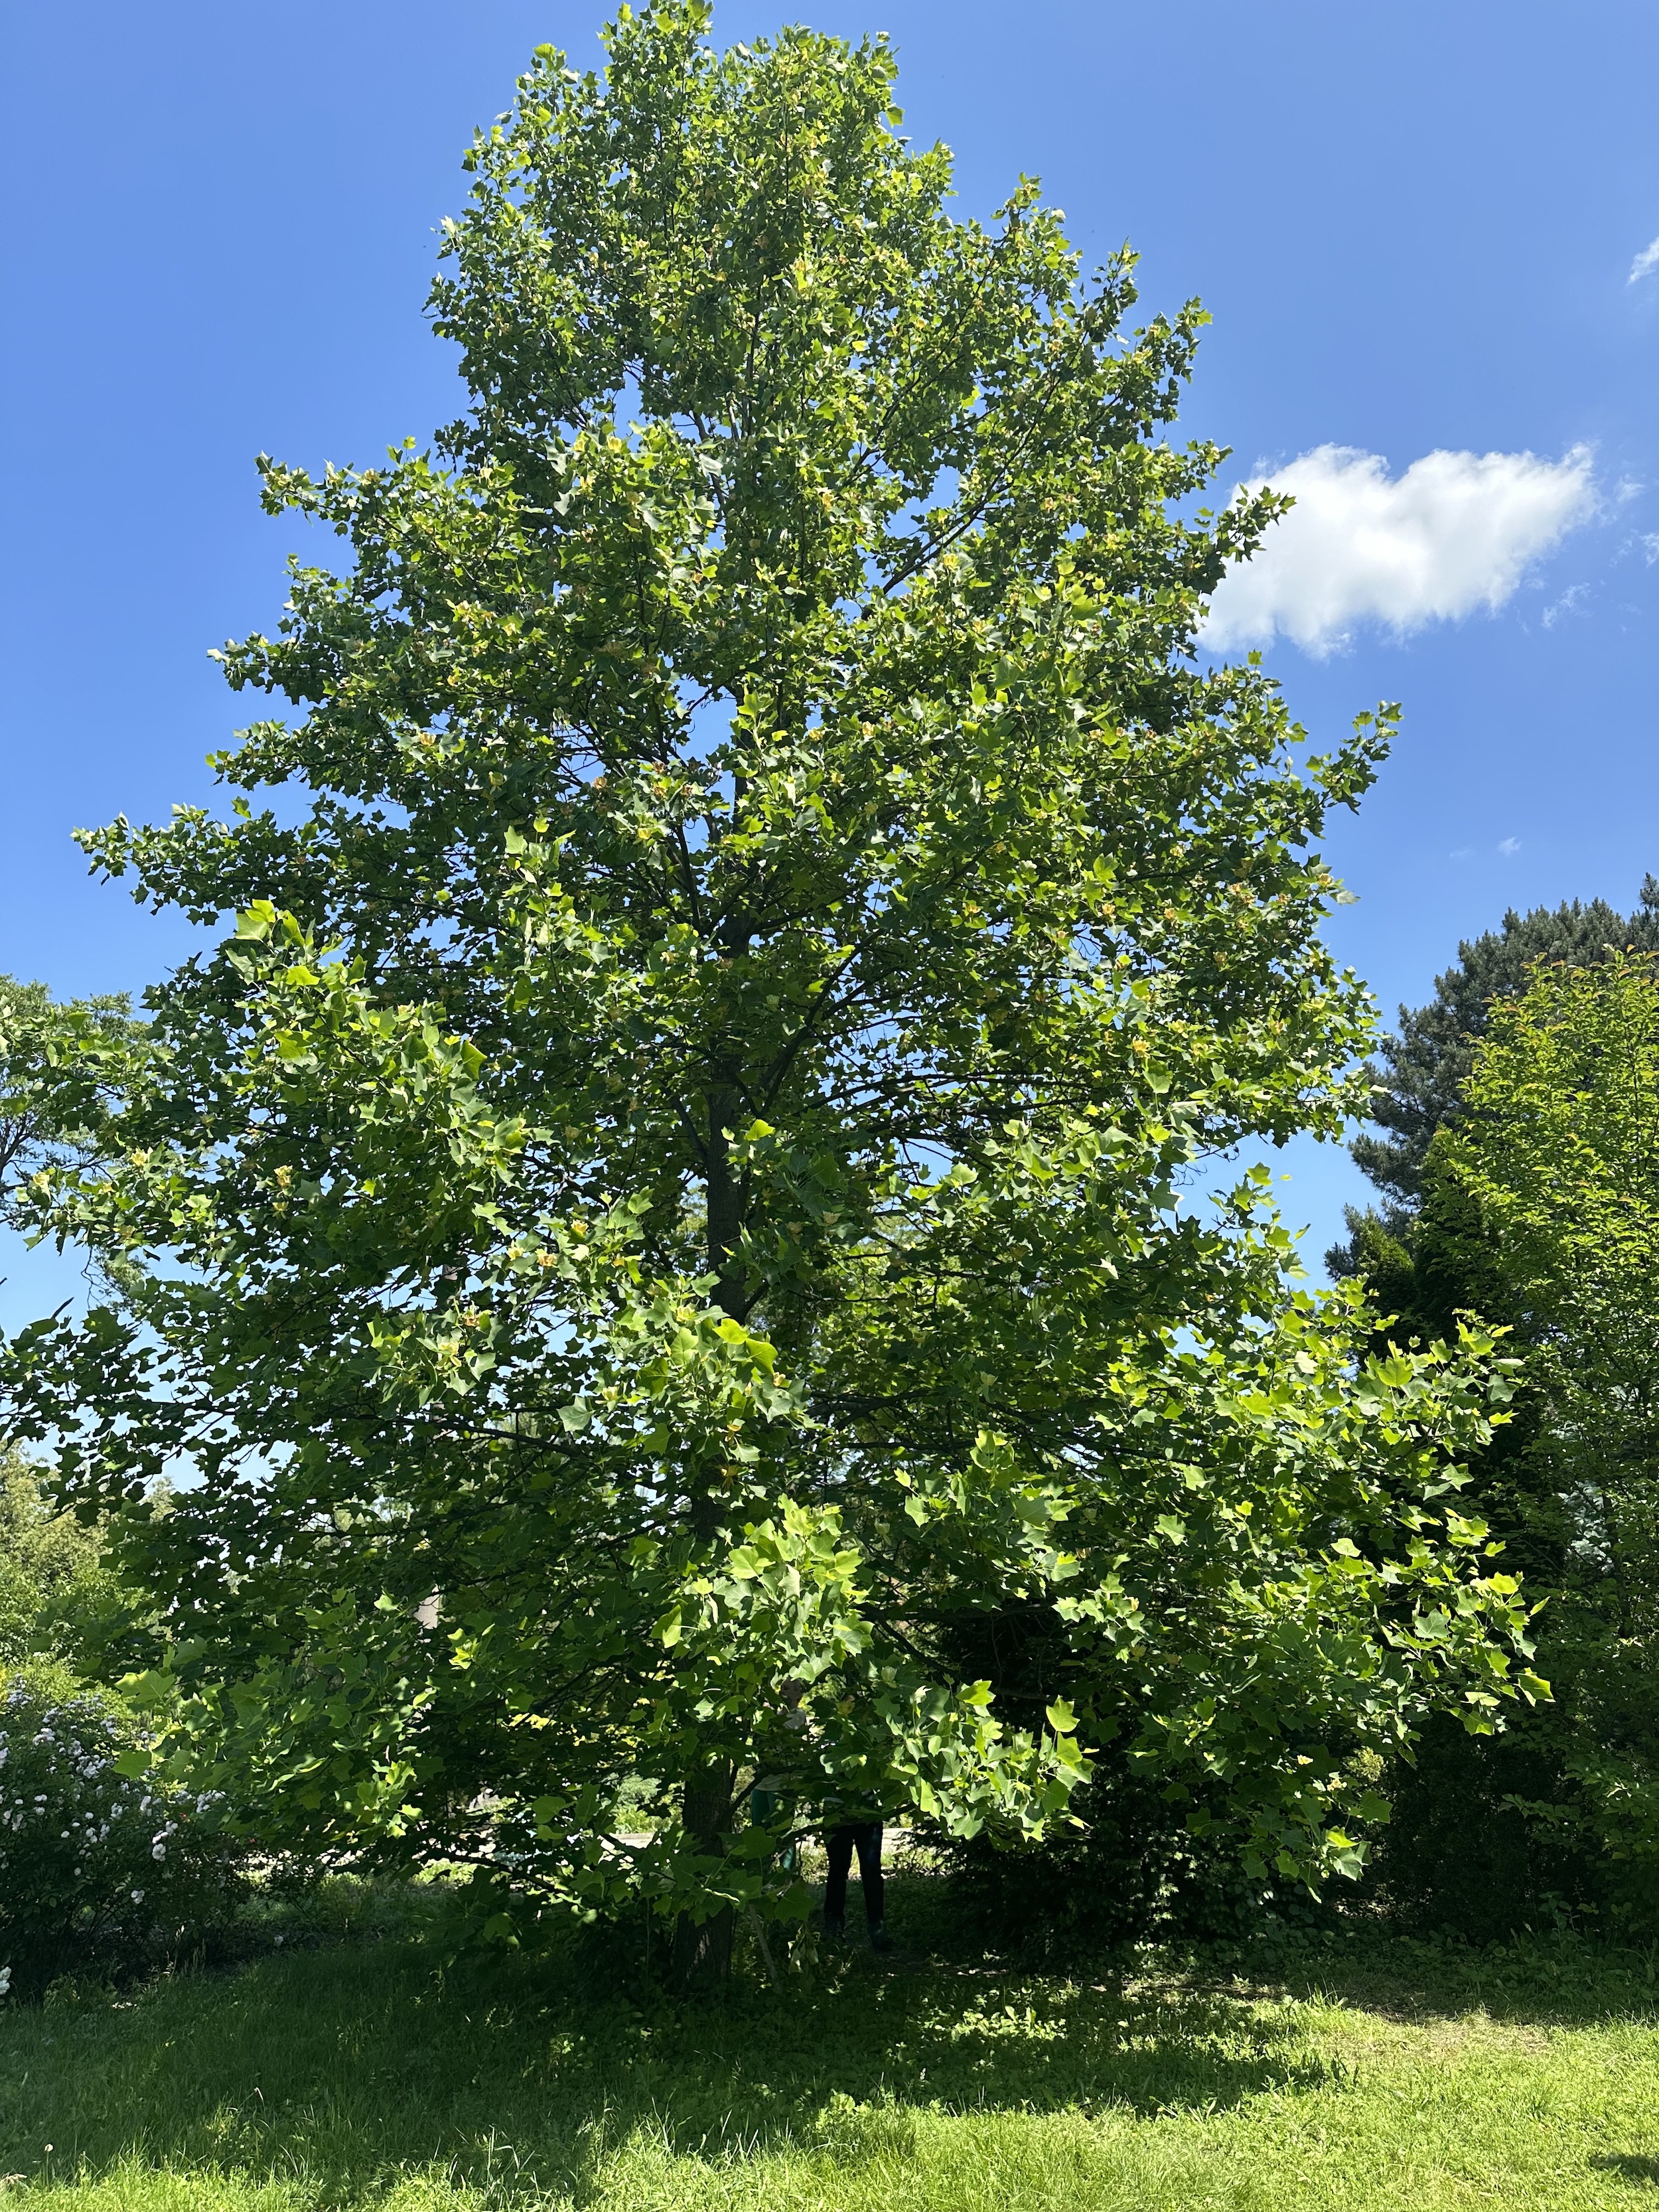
[1330,879,1659,1272]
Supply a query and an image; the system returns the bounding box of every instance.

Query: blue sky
[2,0,1656,1321]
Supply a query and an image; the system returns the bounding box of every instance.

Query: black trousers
[824,1820,885,1927]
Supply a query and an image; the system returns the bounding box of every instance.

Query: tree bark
[703,1080,746,1324]
[670,1764,735,1990]
[670,1085,745,1986]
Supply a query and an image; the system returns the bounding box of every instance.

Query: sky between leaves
[1,0,1656,1327]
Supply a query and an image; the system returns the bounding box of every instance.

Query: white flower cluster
[0,1678,236,1992]
[0,1688,139,1868]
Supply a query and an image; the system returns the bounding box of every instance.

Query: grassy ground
[3,1878,1658,2211]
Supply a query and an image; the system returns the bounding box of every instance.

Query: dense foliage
[1329,880,1659,1269]
[0,974,139,1234]
[1,1,1536,1968]
[0,1443,242,1996]
[1344,954,1659,1933]
[0,1452,114,1673]
[1429,960,1659,1876]
[0,1674,242,1999]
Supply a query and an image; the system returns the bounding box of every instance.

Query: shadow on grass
[5,1874,1657,2208]
[1214,1921,1659,2032]
[0,1903,1325,2206]
[1591,2154,1659,2187]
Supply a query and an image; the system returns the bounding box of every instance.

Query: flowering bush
[0,1672,244,1997]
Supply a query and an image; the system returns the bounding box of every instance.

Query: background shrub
[928,1753,1267,1958]
[0,1450,115,1672]
[925,1595,1269,1955]
[0,1670,245,1998]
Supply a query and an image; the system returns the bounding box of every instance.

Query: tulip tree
[3,0,1538,1975]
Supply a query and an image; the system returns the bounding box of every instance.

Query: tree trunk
[703,1081,746,1324]
[670,1765,735,1990]
[671,1090,746,1986]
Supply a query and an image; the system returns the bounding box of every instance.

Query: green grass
[3,1883,1658,2211]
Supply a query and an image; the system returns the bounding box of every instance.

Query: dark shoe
[822,1913,845,1941]
[868,1922,892,1952]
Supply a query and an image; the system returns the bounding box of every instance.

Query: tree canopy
[1418,956,1659,1876]
[2,1,1534,1964]
[0,1449,113,1678]
[1335,943,1659,1932]
[1331,880,1659,1267]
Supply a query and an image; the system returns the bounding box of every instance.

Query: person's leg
[853,1821,887,1941]
[823,1826,854,1933]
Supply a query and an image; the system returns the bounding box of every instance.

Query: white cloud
[1541,582,1590,629]
[1498,837,1522,856]
[1201,443,1597,656]
[1630,236,1659,283]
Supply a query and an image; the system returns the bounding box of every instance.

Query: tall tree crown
[5,3,1533,1932]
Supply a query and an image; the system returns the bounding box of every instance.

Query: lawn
[3,1881,1658,2211]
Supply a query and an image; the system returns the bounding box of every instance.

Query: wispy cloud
[1542,582,1590,629]
[1629,236,1659,283]
[1202,445,1596,657]
[1498,837,1522,856]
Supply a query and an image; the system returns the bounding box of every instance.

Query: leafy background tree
[1416,958,1659,1920]
[0,1448,112,1677]
[0,970,143,1678]
[1338,909,1659,1935]
[1329,878,1659,1266]
[0,1311,243,2002]
[2,0,1532,1977]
